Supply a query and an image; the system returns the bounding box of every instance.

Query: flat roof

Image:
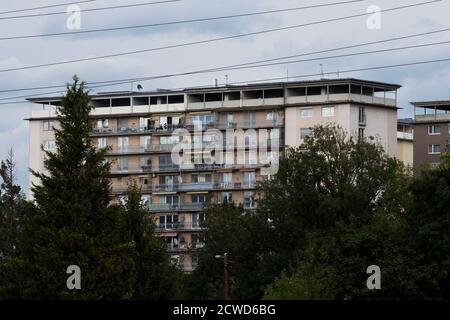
[410,100,450,111]
[27,78,401,104]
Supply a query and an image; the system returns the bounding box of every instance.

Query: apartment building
[27,78,400,272]
[412,100,450,170]
[397,118,414,167]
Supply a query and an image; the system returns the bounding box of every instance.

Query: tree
[0,148,25,260]
[122,180,183,299]
[1,77,135,299]
[405,151,450,298]
[259,125,412,299]
[186,202,271,300]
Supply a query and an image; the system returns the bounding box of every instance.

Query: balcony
[146,202,205,212]
[212,119,284,129]
[167,242,205,252]
[178,182,214,191]
[91,124,186,136]
[397,132,414,140]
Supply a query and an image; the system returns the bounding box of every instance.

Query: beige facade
[396,120,414,167]
[27,78,400,272]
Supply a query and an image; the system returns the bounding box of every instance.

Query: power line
[0,0,95,15]
[2,39,450,102]
[0,0,365,41]
[2,57,450,105]
[0,0,441,74]
[2,26,450,94]
[0,0,182,21]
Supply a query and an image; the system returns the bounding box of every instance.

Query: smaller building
[396,118,414,167]
[411,100,450,170]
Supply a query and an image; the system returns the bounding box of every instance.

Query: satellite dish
[137,84,143,91]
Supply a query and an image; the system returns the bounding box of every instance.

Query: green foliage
[1,77,135,299]
[122,180,183,300]
[186,202,271,300]
[0,149,25,260]
[405,151,450,298]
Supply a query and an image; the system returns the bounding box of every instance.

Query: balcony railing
[92,120,284,136]
[109,162,269,175]
[112,181,257,194]
[166,243,205,252]
[210,119,284,129]
[397,132,414,140]
[146,202,205,212]
[92,124,186,135]
[156,222,204,231]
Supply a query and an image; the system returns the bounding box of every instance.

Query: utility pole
[224,252,229,300]
[215,252,230,300]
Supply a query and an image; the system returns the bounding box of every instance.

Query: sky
[1,0,450,196]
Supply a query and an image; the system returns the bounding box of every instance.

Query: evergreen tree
[2,77,135,299]
[0,148,24,260]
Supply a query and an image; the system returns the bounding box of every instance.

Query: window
[139,176,149,186]
[192,174,211,183]
[219,113,234,127]
[139,117,152,130]
[244,172,256,188]
[244,112,256,126]
[220,173,233,188]
[159,116,182,129]
[117,157,128,171]
[428,125,441,135]
[322,106,335,117]
[97,137,108,148]
[300,128,312,139]
[244,132,257,148]
[428,144,441,154]
[162,195,179,206]
[43,120,54,131]
[160,136,180,145]
[244,191,256,209]
[245,151,257,165]
[220,192,233,203]
[192,114,213,128]
[117,137,129,151]
[140,156,151,169]
[159,154,174,168]
[97,119,108,128]
[266,111,278,122]
[359,106,366,124]
[117,119,128,132]
[358,128,365,141]
[192,213,205,228]
[301,108,313,118]
[43,140,55,151]
[191,194,208,203]
[140,136,151,149]
[159,215,179,229]
[159,175,178,190]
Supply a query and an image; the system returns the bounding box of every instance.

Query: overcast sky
[1,0,450,196]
